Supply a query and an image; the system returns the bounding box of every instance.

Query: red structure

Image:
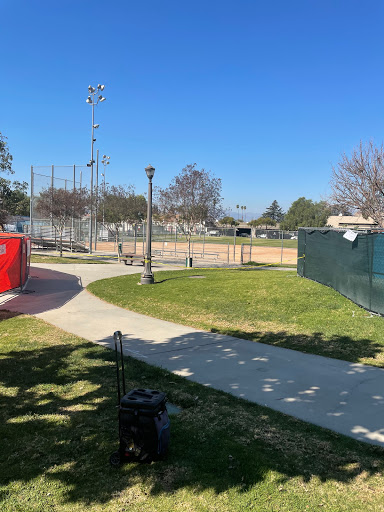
[0,233,31,294]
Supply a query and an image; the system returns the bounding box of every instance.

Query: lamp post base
[140,272,154,285]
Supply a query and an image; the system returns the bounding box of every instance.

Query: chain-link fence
[116,225,298,265]
[29,170,298,264]
[30,165,91,250]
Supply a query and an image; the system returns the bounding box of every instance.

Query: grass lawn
[30,254,110,264]
[1,310,384,511]
[243,261,297,269]
[88,269,384,368]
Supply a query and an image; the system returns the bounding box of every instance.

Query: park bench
[120,253,145,265]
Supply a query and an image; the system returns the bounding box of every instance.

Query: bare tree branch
[330,140,384,226]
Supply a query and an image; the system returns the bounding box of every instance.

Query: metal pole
[142,222,145,255]
[51,165,54,236]
[102,163,106,225]
[174,224,177,256]
[30,166,34,236]
[233,227,236,262]
[227,242,229,264]
[89,99,94,254]
[71,165,75,252]
[281,230,284,264]
[94,149,99,251]
[203,229,205,257]
[141,176,154,284]
[19,237,24,291]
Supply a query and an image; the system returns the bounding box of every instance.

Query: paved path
[3,262,384,448]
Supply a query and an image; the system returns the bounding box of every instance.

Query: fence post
[30,166,34,236]
[174,224,177,256]
[233,228,236,261]
[142,222,145,256]
[241,243,244,264]
[192,241,194,258]
[227,243,229,264]
[250,241,252,262]
[203,230,205,257]
[134,224,137,254]
[281,230,284,264]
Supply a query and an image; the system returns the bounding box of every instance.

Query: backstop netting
[298,228,384,315]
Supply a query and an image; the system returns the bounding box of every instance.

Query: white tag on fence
[343,230,358,242]
[0,245,6,255]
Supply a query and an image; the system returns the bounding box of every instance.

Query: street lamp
[101,155,110,226]
[86,84,106,253]
[140,164,155,285]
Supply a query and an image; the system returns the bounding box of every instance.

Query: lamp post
[101,155,110,226]
[140,165,155,285]
[86,84,106,253]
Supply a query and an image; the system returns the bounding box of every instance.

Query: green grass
[243,261,297,268]
[1,310,384,511]
[31,254,110,264]
[88,269,384,367]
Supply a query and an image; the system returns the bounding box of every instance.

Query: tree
[263,200,285,222]
[0,132,13,175]
[35,187,89,256]
[219,216,239,227]
[157,164,224,259]
[330,140,384,226]
[249,217,276,230]
[99,185,147,244]
[280,197,330,230]
[0,178,29,229]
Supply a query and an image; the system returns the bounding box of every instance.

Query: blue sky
[2,0,384,218]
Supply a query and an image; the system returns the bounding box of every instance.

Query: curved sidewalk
[3,262,384,448]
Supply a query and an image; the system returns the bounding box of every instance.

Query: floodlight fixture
[86,96,92,103]
[98,95,106,102]
[93,124,99,128]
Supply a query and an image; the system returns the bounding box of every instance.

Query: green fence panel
[298,228,384,315]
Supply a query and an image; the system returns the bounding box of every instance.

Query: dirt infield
[96,240,297,265]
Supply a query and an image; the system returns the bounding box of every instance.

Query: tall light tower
[86,84,106,253]
[101,155,110,225]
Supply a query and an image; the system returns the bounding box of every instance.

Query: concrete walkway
[3,262,384,448]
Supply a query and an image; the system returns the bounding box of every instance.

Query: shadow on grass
[155,274,204,284]
[210,328,384,365]
[1,331,383,508]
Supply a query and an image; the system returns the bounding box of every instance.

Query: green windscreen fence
[298,228,384,315]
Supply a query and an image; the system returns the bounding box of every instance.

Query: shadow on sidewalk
[3,266,82,315]
[1,328,383,508]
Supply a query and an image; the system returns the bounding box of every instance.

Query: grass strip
[88,269,384,367]
[30,254,110,264]
[0,311,383,511]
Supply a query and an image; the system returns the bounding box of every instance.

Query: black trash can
[186,257,193,267]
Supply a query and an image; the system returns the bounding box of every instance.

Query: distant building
[327,215,378,230]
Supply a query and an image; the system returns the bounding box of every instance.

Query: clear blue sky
[2,0,384,218]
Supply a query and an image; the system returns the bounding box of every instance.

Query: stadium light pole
[140,165,155,285]
[86,84,106,253]
[101,155,110,226]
